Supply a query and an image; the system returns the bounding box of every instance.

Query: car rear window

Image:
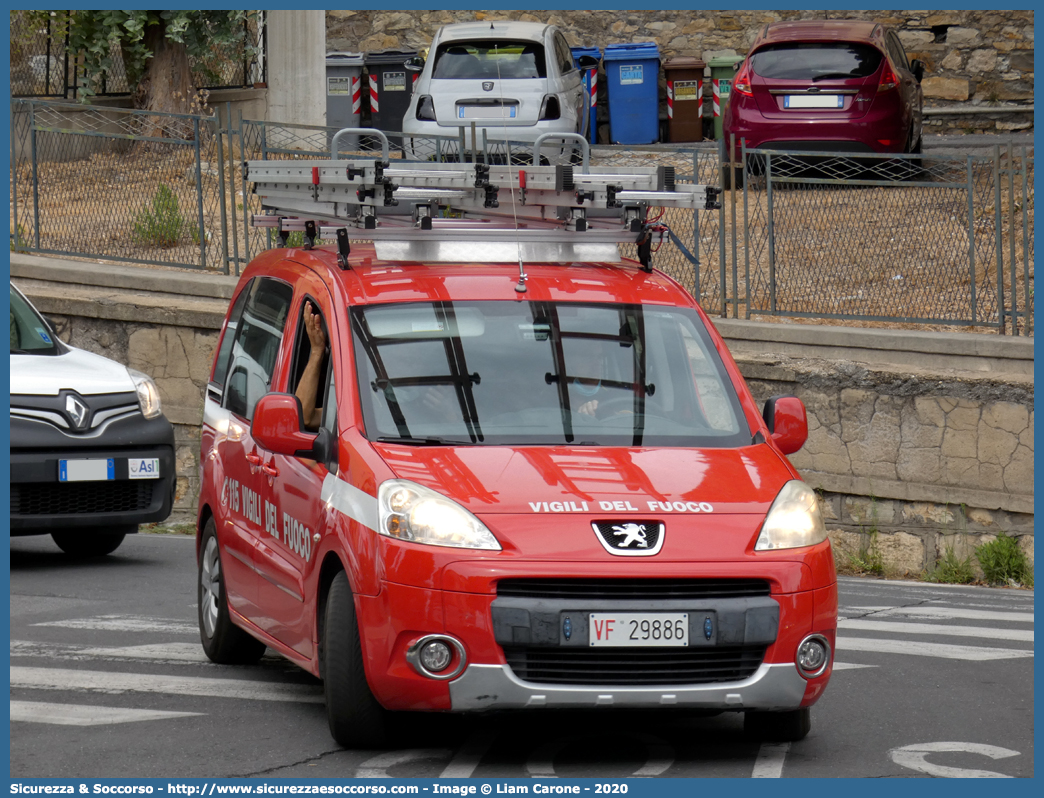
[432,40,548,80]
[750,42,883,80]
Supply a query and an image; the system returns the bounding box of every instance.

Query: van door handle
[246,453,262,472]
[261,462,279,477]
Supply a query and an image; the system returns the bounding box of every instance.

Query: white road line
[831,662,878,670]
[752,742,790,778]
[835,637,1034,661]
[12,641,210,662]
[838,619,1033,642]
[438,731,495,778]
[10,700,203,726]
[10,666,324,703]
[844,606,1035,623]
[32,616,197,634]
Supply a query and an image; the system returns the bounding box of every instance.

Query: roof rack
[247,128,721,271]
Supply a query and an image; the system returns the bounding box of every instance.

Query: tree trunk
[131,17,196,139]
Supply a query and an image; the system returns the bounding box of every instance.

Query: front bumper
[449,660,807,712]
[10,410,176,532]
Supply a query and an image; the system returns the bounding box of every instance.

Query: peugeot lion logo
[482,81,494,92]
[613,523,649,548]
[65,394,89,431]
[592,520,665,556]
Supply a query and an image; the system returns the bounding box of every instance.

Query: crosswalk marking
[844,606,1035,623]
[838,619,1033,642]
[10,700,202,726]
[12,640,209,662]
[11,666,323,703]
[836,637,1034,661]
[31,615,197,634]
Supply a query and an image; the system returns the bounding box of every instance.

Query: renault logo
[482,81,494,92]
[65,393,90,431]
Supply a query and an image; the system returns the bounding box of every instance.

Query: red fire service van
[198,130,837,748]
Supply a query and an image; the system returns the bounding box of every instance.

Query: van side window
[210,278,253,399]
[224,277,293,421]
[554,33,575,74]
[289,298,333,431]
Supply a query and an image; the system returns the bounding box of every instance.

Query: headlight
[378,479,501,550]
[128,368,162,419]
[754,480,827,551]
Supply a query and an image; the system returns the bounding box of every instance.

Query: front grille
[496,578,771,601]
[12,481,155,517]
[504,645,767,685]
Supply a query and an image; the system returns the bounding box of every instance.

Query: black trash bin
[326,52,364,151]
[364,48,419,148]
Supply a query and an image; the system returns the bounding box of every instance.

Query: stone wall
[740,355,1034,578]
[327,8,1034,134]
[13,254,1033,578]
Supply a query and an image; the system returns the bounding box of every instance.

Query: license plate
[589,613,688,647]
[784,94,844,109]
[458,105,517,119]
[59,458,114,482]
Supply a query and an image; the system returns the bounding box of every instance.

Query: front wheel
[744,707,812,742]
[52,526,132,557]
[323,570,391,748]
[198,518,266,664]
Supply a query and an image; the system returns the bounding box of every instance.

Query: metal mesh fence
[11,100,229,271]
[733,146,1034,334]
[9,101,1033,334]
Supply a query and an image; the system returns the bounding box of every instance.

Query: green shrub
[10,224,29,252]
[835,530,884,577]
[133,184,184,247]
[924,547,975,584]
[975,532,1033,587]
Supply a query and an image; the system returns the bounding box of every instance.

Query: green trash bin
[708,55,740,140]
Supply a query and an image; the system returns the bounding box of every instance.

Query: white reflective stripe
[321,473,379,532]
[11,700,203,726]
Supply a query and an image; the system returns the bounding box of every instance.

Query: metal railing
[725,140,1034,335]
[9,100,1033,334]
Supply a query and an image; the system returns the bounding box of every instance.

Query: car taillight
[416,95,436,121]
[539,95,561,120]
[733,62,753,97]
[878,62,899,93]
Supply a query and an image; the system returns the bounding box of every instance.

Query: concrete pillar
[266,10,326,133]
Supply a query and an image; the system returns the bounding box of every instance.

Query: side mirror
[762,395,808,455]
[577,55,599,70]
[911,59,925,83]
[405,55,425,72]
[252,393,323,459]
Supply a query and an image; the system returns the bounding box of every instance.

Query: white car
[9,282,175,556]
[402,21,594,163]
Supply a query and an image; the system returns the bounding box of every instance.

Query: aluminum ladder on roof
[247,128,721,269]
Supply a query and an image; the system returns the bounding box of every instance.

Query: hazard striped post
[712,78,721,121]
[369,73,380,116]
[587,66,598,144]
[666,79,674,122]
[351,75,362,115]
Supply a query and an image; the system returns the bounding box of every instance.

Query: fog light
[406,634,467,680]
[420,640,452,672]
[796,634,830,678]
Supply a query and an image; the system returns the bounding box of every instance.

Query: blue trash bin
[571,45,601,145]
[603,42,660,145]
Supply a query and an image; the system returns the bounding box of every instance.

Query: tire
[198,518,266,664]
[51,526,131,557]
[744,707,812,742]
[322,570,391,748]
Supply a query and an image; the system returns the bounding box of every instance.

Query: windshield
[751,42,882,80]
[351,301,748,447]
[432,40,548,79]
[10,284,59,355]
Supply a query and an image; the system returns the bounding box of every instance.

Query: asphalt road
[9,531,1034,779]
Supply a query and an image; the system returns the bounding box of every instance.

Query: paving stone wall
[327,9,1034,134]
[740,355,1034,578]
[42,306,1034,577]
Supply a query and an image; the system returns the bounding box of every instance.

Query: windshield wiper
[10,348,28,354]
[376,436,473,446]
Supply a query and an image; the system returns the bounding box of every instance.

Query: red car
[724,19,924,162]
[196,154,837,749]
